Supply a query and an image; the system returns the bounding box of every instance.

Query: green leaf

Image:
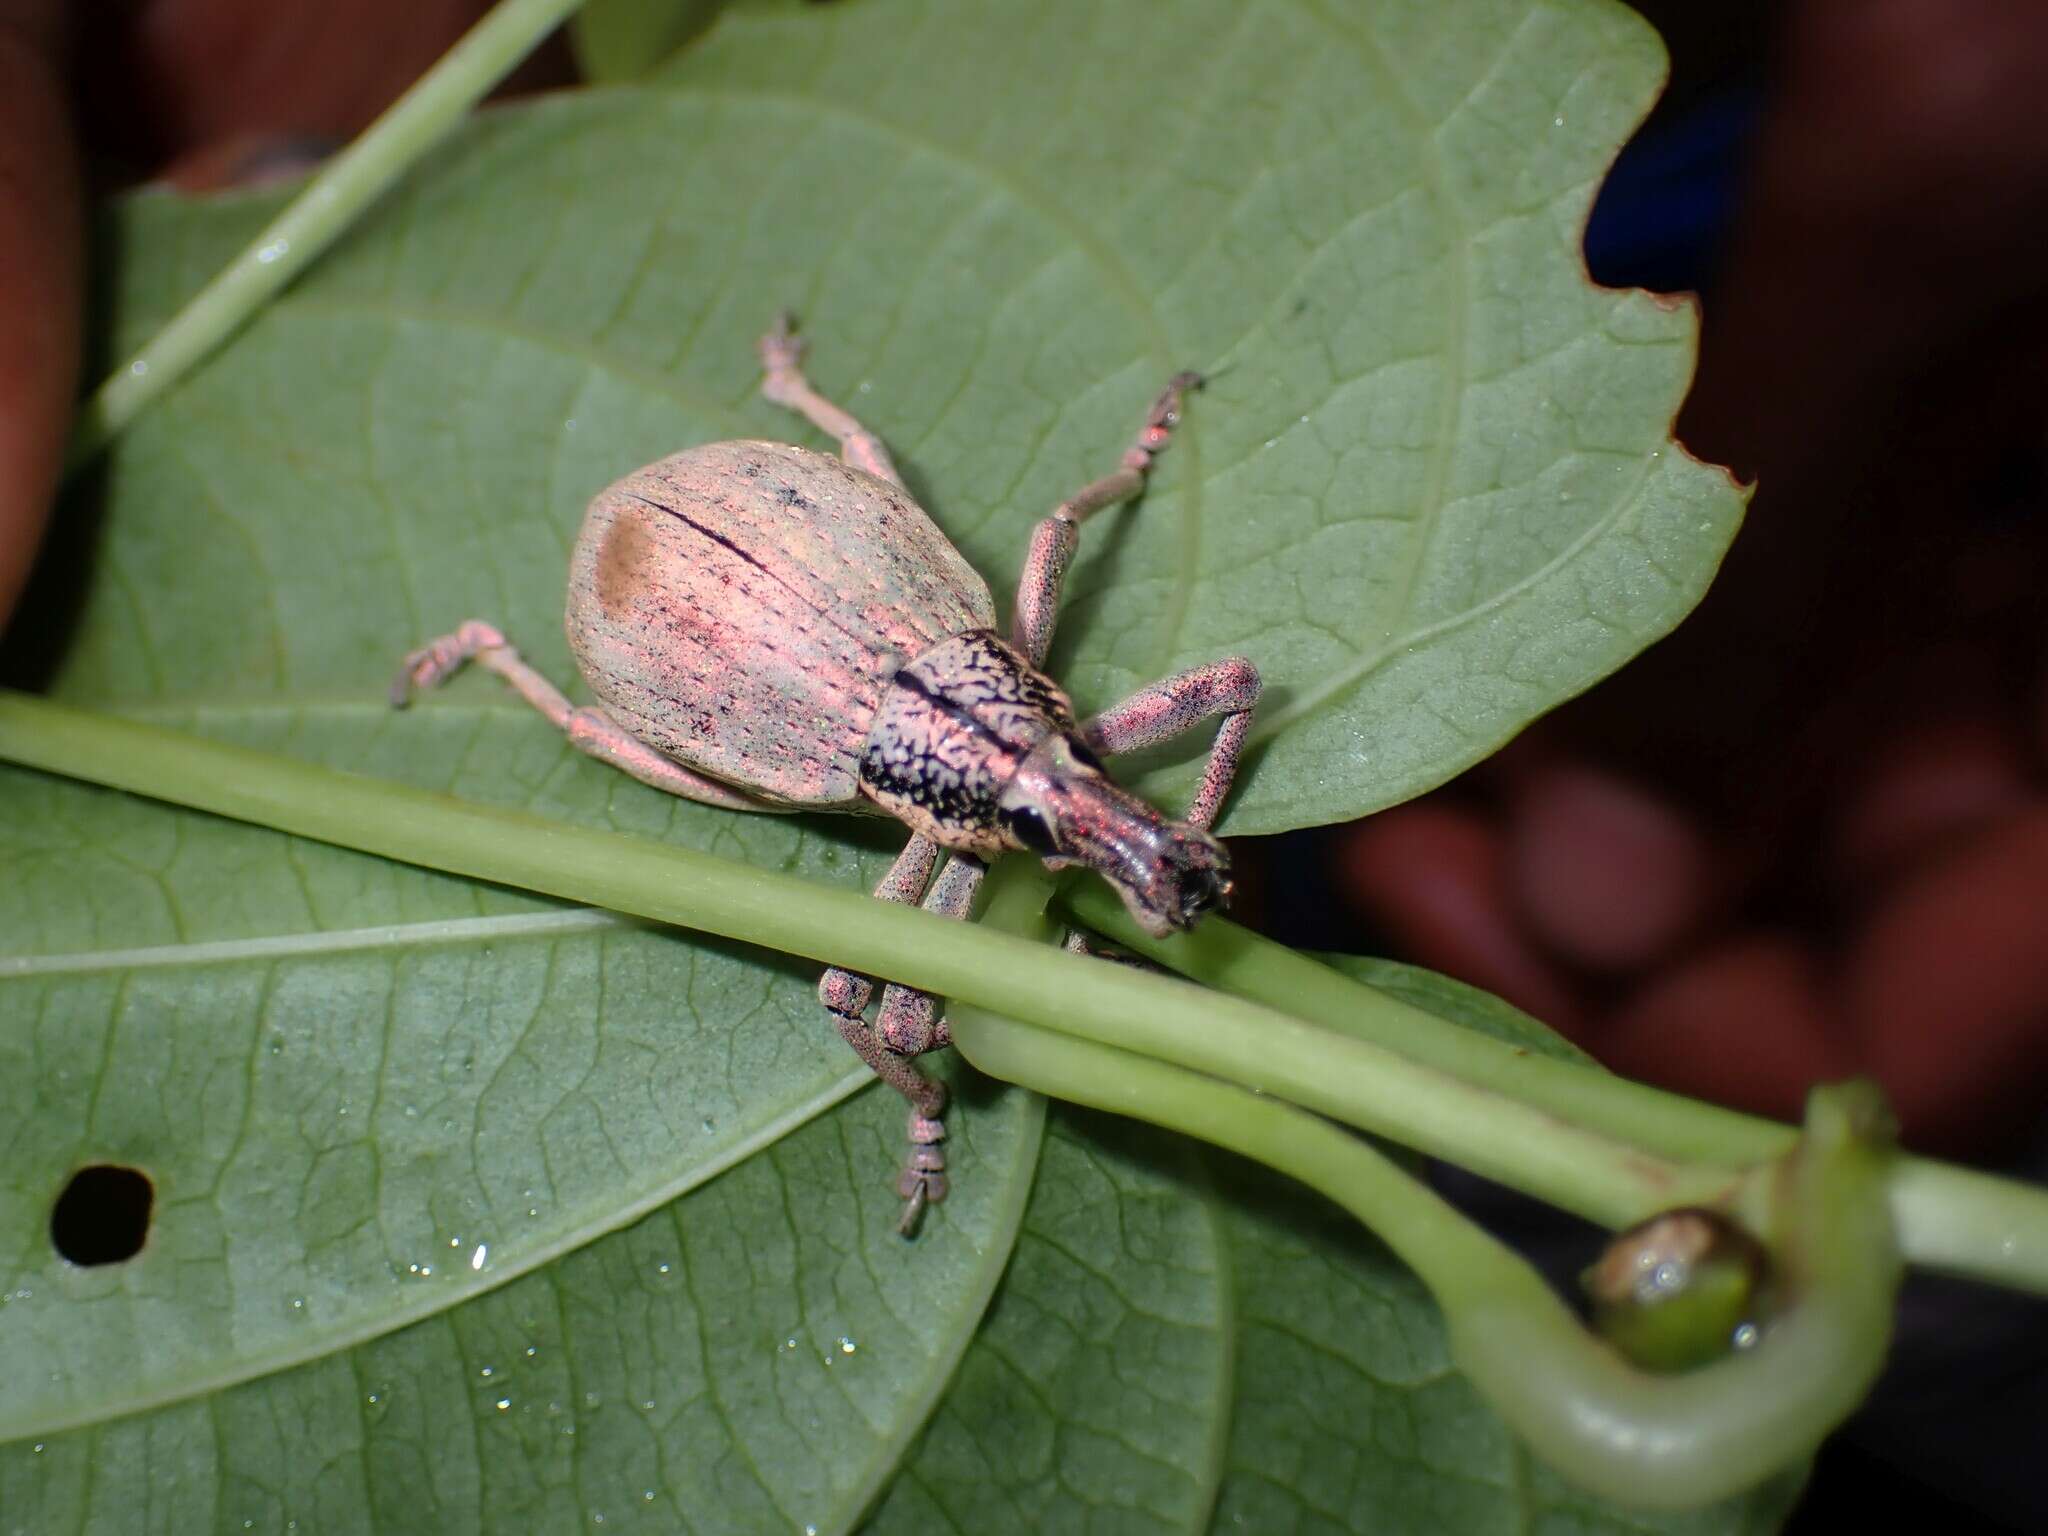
[571,0,724,82]
[1327,951,1599,1063]
[648,0,1742,834]
[866,1114,1230,1532]
[52,0,1737,838]
[0,0,1762,1527]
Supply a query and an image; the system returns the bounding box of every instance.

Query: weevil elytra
[394,316,1260,1234]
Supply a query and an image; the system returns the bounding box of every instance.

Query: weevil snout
[999,736,1232,937]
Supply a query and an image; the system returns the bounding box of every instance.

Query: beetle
[392,316,1260,1234]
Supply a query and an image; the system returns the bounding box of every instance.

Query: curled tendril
[955,861,1903,1508]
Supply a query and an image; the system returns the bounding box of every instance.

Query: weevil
[393,316,1260,1234]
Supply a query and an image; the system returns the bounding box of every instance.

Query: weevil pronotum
[393,317,1261,1234]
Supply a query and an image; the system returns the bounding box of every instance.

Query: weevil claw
[760,310,805,373]
[895,1153,948,1236]
[896,1177,929,1238]
[391,620,507,706]
[1132,371,1206,454]
[388,654,427,708]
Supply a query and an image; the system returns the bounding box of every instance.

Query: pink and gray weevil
[392,316,1261,1233]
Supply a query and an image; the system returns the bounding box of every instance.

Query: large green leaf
[53,0,1736,837]
[0,0,1757,1528]
[643,0,1743,835]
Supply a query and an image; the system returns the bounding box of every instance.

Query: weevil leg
[820,847,987,1237]
[872,855,986,1054]
[391,620,771,812]
[817,835,941,1021]
[1011,371,1203,668]
[757,312,905,489]
[1082,656,1262,831]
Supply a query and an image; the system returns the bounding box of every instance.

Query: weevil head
[860,630,1232,934]
[998,734,1232,936]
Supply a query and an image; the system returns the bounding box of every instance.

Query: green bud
[1583,1208,1768,1373]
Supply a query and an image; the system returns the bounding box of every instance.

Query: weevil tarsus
[757,310,904,488]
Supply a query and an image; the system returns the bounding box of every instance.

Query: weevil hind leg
[1011,370,1203,668]
[818,843,986,1237]
[392,620,772,812]
[758,312,905,489]
[1082,656,1262,831]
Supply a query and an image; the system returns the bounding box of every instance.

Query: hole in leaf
[50,1164,154,1265]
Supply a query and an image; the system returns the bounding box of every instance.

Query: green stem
[958,864,1902,1508]
[0,695,1698,1224]
[1061,881,2048,1295]
[1,691,2044,1296]
[64,0,587,475]
[1062,880,1785,1161]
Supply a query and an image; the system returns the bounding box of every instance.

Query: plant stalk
[1,690,2043,1294]
[957,862,1902,1509]
[1059,881,2048,1294]
[64,0,588,475]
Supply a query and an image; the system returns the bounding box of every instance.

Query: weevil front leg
[758,312,905,489]
[1083,656,1262,831]
[819,845,987,1236]
[816,834,941,1021]
[390,620,772,811]
[1011,370,1203,668]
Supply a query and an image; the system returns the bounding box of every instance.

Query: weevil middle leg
[818,841,984,1236]
[1010,370,1204,668]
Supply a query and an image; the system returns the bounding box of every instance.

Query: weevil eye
[1067,739,1105,772]
[1003,805,1058,855]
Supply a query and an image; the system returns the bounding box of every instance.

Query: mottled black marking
[920,631,1076,733]
[857,629,1081,851]
[889,665,1008,751]
[861,738,989,833]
